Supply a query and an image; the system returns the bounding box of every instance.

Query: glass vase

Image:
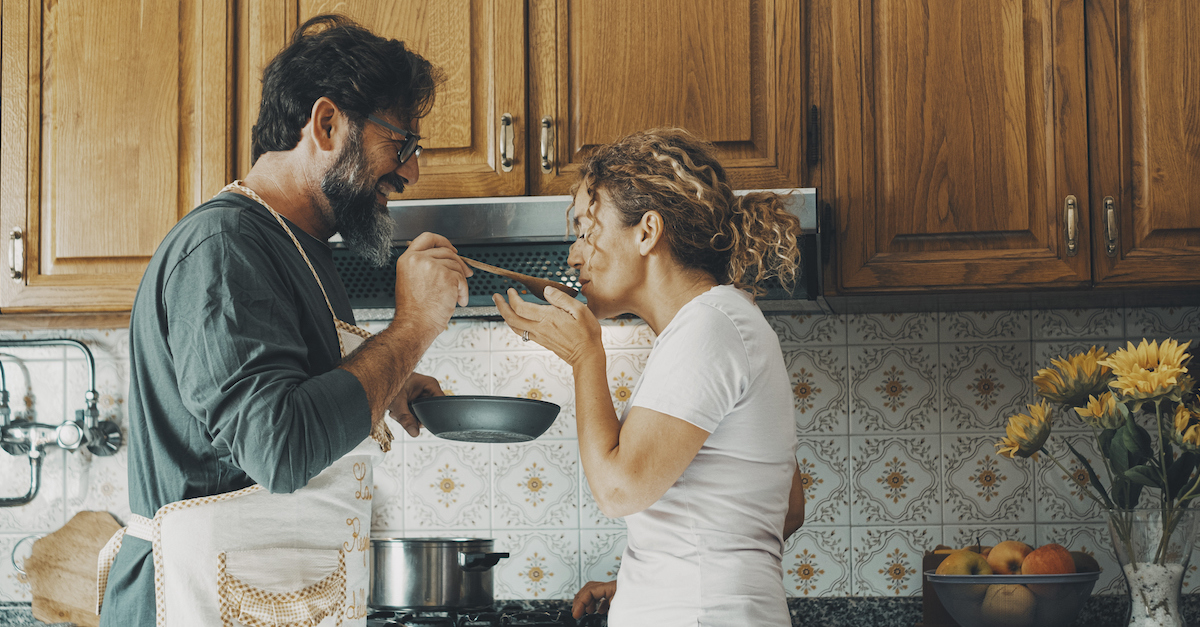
[1106,507,1199,627]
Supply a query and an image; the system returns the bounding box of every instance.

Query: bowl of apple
[926,542,1101,627]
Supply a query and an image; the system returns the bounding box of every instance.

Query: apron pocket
[217,548,345,627]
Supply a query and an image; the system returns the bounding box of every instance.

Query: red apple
[987,540,1033,575]
[1021,543,1076,597]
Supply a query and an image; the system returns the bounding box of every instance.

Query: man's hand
[387,372,443,437]
[571,580,617,619]
[393,232,472,334]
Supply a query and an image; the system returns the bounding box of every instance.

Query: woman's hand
[492,287,603,368]
[571,579,617,619]
[386,372,442,437]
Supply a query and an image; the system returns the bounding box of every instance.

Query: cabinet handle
[1064,195,1078,257]
[8,228,23,281]
[499,113,514,172]
[1103,196,1118,257]
[540,117,554,173]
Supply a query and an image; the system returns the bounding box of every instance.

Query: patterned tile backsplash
[1,307,1198,603]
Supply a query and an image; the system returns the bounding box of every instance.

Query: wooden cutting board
[26,510,121,627]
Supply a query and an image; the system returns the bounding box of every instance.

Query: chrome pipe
[0,449,43,507]
[0,339,98,429]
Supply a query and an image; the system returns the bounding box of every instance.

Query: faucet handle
[55,421,85,450]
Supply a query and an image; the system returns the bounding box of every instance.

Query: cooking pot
[410,395,560,443]
[369,537,508,611]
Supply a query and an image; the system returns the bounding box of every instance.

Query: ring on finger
[521,330,530,342]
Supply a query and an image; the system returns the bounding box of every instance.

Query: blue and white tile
[0,449,67,531]
[942,435,1035,524]
[785,347,849,435]
[598,319,656,349]
[1032,308,1123,340]
[850,346,938,433]
[794,436,850,525]
[428,320,492,352]
[579,473,625,529]
[848,312,937,345]
[851,526,941,597]
[0,534,35,602]
[783,526,851,597]
[402,441,490,531]
[370,445,405,532]
[66,431,132,526]
[580,529,626,584]
[71,328,131,362]
[492,442,578,529]
[939,310,1031,342]
[768,313,847,346]
[414,353,490,397]
[850,436,940,525]
[1036,523,1122,594]
[7,358,67,426]
[605,350,650,418]
[944,525,1036,552]
[1125,306,1200,340]
[494,531,579,600]
[940,343,1031,432]
[493,322,558,351]
[492,353,576,439]
[1034,432,1108,523]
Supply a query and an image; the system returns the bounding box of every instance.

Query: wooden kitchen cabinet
[0,0,234,313]
[527,0,806,195]
[821,0,1093,292]
[1086,0,1200,288]
[237,0,528,199]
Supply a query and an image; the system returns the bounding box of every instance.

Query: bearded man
[99,15,471,626]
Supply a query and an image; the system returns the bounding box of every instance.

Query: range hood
[333,188,827,319]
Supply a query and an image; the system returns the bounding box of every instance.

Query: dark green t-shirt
[99,193,372,625]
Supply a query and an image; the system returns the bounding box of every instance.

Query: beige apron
[97,182,393,627]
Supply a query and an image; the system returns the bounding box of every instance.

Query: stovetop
[366,606,606,627]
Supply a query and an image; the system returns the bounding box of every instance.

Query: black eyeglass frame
[367,114,423,166]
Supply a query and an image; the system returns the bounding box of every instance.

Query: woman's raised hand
[492,286,602,368]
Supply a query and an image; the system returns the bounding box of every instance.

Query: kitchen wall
[1,306,1199,603]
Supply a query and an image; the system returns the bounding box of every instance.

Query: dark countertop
[5,595,1200,626]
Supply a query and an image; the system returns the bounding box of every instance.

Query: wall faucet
[0,338,123,507]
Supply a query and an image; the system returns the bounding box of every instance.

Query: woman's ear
[637,210,664,256]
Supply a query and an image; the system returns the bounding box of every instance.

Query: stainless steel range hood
[334,188,826,319]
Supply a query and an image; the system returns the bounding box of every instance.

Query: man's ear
[309,97,341,152]
[637,210,664,256]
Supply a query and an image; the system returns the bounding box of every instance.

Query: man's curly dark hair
[250,14,443,164]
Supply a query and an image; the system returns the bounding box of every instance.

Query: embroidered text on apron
[97,181,393,627]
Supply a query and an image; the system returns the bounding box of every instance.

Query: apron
[97,181,393,627]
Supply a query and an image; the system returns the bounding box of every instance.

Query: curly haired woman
[494,128,806,627]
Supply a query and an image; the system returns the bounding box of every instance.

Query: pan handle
[459,551,509,572]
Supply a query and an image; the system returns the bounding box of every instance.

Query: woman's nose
[567,240,583,268]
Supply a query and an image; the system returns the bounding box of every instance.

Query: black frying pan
[409,396,561,443]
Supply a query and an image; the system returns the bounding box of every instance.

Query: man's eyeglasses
[367,115,422,166]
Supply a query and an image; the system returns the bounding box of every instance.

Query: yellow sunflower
[1034,346,1112,406]
[1099,339,1192,402]
[1175,403,1194,435]
[997,400,1053,460]
[1186,424,1200,448]
[1075,391,1123,430]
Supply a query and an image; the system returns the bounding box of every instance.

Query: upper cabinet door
[239,0,527,199]
[528,0,805,195]
[1087,0,1200,287]
[0,0,233,312]
[827,0,1092,292]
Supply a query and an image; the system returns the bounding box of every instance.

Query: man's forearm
[339,318,441,425]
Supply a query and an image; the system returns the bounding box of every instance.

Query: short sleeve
[629,305,749,433]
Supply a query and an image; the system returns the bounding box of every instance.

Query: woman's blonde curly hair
[572,127,802,295]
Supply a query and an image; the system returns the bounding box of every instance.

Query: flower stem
[1043,446,1107,510]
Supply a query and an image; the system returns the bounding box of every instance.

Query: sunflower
[1034,346,1113,406]
[1075,391,1123,430]
[1100,339,1192,402]
[997,400,1053,460]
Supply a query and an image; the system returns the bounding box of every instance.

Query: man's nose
[397,154,419,186]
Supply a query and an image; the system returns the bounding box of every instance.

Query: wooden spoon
[461,256,579,301]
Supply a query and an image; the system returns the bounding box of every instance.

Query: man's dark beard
[321,126,399,268]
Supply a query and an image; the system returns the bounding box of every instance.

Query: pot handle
[459,551,509,572]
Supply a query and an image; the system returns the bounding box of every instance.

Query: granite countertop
[4,595,1199,627]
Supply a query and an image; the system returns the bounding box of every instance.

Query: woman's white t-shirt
[607,285,797,627]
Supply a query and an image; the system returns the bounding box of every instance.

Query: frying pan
[410,396,561,443]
